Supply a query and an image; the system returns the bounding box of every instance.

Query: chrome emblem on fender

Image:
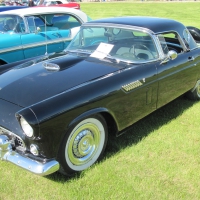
[122,80,143,92]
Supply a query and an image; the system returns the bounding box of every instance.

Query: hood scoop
[43,62,60,71]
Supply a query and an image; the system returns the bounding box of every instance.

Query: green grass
[81,2,200,27]
[1,2,200,200]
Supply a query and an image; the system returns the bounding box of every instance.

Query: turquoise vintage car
[0,7,91,65]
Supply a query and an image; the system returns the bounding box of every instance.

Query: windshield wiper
[65,49,92,55]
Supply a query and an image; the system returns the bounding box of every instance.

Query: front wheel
[186,80,200,100]
[58,114,108,176]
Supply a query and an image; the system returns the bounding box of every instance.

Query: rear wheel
[186,80,200,100]
[59,114,108,176]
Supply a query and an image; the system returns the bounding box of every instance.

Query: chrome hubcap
[67,121,102,166]
[73,130,94,158]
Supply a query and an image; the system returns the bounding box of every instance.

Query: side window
[27,15,59,32]
[27,16,37,33]
[52,14,81,30]
[158,32,184,55]
[183,29,198,50]
[27,14,81,33]
[17,17,25,33]
[27,16,47,32]
[0,15,25,33]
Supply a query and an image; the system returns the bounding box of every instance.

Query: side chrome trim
[0,135,59,176]
[22,37,71,49]
[0,46,22,54]
[0,37,72,54]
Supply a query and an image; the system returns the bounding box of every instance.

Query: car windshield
[66,26,159,63]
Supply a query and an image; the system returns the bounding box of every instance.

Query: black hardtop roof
[86,16,186,34]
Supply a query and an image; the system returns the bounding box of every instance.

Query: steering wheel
[131,44,155,59]
[121,52,137,60]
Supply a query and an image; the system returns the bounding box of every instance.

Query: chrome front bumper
[0,135,60,176]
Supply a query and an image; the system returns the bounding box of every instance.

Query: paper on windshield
[90,43,114,59]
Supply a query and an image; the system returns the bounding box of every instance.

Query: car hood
[0,54,122,107]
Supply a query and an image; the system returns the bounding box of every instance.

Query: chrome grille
[0,126,26,151]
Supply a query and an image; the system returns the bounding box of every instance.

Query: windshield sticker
[90,43,114,59]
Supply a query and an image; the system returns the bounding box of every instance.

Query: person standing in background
[28,0,35,7]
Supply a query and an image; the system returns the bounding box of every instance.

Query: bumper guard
[0,135,59,176]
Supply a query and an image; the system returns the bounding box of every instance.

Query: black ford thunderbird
[0,16,200,176]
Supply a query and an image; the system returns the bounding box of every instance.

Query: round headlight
[20,117,34,137]
[30,144,39,156]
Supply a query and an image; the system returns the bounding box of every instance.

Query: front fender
[68,107,110,128]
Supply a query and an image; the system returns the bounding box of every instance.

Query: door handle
[188,56,195,62]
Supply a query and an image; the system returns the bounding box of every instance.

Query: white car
[0,7,91,65]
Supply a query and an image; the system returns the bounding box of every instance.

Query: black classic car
[0,16,200,176]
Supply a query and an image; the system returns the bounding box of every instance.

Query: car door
[105,31,159,130]
[156,32,200,108]
[21,15,66,58]
[115,61,158,131]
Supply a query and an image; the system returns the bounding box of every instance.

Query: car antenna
[45,16,48,56]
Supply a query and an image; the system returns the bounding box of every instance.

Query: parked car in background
[0,7,91,65]
[36,0,80,9]
[0,16,200,176]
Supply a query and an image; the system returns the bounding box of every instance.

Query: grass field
[1,2,200,200]
[81,2,200,27]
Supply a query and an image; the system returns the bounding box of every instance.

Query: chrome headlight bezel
[20,117,34,138]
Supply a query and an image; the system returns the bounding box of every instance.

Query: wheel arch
[68,107,118,137]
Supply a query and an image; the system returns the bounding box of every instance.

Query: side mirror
[161,50,177,64]
[35,27,41,34]
[168,50,177,60]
